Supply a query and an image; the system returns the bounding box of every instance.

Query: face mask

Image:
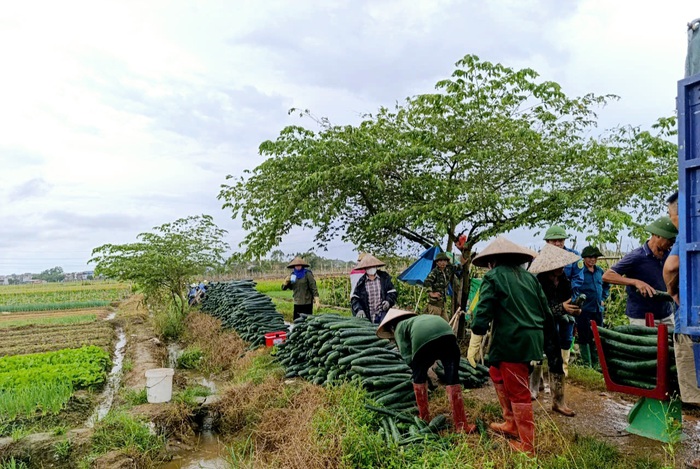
[366,268,378,275]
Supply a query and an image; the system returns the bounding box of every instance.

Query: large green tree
[220,55,676,263]
[34,266,65,283]
[90,215,229,315]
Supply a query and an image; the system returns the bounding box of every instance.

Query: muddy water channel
[160,432,228,469]
[86,324,127,426]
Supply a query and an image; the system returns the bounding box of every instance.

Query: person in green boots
[577,246,610,369]
[377,309,477,433]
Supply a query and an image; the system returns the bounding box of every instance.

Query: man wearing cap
[423,252,461,321]
[376,309,476,433]
[466,237,561,457]
[282,257,320,320]
[351,255,397,324]
[602,216,678,326]
[543,225,584,296]
[578,246,610,369]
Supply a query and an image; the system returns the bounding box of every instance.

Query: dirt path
[119,296,166,390]
[468,379,700,466]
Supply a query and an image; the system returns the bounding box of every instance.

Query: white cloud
[0,0,694,273]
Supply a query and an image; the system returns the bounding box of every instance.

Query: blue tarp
[397,246,443,286]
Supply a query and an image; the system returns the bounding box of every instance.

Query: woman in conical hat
[529,243,581,417]
[376,309,477,434]
[350,254,397,324]
[282,256,320,320]
[467,237,560,457]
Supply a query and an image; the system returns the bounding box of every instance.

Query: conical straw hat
[471,237,538,268]
[528,243,581,275]
[376,308,417,339]
[355,254,386,270]
[286,256,310,268]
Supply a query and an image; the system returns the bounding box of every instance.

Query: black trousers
[293,303,313,321]
[409,335,461,385]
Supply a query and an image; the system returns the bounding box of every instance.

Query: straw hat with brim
[377,308,417,339]
[528,244,581,275]
[645,216,678,240]
[472,237,538,268]
[355,254,386,270]
[286,256,310,268]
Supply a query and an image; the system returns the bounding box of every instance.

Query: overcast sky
[0,0,696,274]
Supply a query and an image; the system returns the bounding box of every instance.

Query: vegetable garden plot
[0,282,130,311]
[0,345,112,422]
[0,321,114,357]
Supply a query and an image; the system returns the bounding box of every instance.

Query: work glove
[314,297,321,310]
[467,333,483,367]
[381,300,390,311]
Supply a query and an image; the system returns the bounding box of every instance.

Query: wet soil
[468,379,700,465]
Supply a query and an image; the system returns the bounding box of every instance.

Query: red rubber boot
[509,402,536,457]
[446,384,477,434]
[413,382,430,422]
[490,382,519,438]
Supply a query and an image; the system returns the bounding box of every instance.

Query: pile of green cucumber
[597,324,678,391]
[200,280,288,348]
[275,313,489,412]
[434,358,490,388]
[366,404,450,445]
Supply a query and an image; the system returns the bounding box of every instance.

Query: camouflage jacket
[424,264,460,305]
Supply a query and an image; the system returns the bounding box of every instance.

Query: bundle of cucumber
[200,280,288,348]
[276,313,490,413]
[597,324,678,391]
[367,405,450,445]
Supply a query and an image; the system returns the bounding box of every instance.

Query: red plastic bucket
[264,331,287,347]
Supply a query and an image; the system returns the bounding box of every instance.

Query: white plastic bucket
[145,368,174,403]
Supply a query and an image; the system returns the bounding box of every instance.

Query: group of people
[280,203,689,458]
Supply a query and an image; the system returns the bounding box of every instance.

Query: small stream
[167,342,183,368]
[160,431,228,469]
[85,325,127,427]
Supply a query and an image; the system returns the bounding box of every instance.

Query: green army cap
[581,246,603,258]
[645,216,678,240]
[435,252,450,261]
[544,225,568,240]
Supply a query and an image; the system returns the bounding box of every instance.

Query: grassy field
[0,281,131,310]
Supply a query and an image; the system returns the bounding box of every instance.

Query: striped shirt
[366,276,382,322]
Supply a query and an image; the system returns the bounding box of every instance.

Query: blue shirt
[580,264,610,313]
[563,246,584,297]
[610,241,672,320]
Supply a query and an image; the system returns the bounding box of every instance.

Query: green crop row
[0,346,112,423]
[0,314,96,329]
[0,300,111,312]
[0,380,73,422]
